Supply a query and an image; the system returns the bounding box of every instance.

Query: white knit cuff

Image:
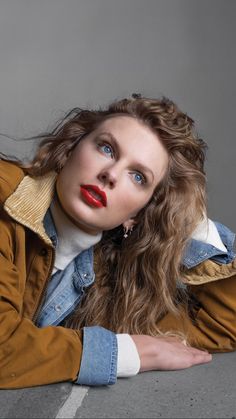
[116,334,140,377]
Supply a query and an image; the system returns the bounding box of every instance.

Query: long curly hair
[14,94,207,335]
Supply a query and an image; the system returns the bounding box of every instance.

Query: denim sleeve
[76,326,117,386]
[182,221,236,269]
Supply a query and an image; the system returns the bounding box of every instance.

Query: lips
[80,184,107,208]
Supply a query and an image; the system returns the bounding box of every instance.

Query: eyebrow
[97,131,155,181]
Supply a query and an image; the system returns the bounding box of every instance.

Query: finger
[191,351,212,364]
[187,347,212,356]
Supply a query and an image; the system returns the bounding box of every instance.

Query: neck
[50,197,102,270]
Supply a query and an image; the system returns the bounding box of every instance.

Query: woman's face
[56,115,169,235]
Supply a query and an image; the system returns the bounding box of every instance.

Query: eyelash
[97,141,147,186]
[132,172,146,185]
[99,142,114,158]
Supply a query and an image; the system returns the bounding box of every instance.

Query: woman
[0,94,235,388]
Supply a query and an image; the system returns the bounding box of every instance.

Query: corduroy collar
[4,171,57,245]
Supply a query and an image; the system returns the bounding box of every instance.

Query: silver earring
[123,227,129,239]
[123,226,133,238]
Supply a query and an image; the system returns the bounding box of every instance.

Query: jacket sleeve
[0,252,84,388]
[0,207,85,389]
[157,258,236,352]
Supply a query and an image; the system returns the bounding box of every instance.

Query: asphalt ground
[0,351,235,419]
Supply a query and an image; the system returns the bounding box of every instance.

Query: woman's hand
[131,334,212,372]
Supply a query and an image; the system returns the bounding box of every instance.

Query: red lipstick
[80,184,107,208]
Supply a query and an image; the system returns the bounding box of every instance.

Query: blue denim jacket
[36,210,235,386]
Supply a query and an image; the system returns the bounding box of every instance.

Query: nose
[98,166,117,188]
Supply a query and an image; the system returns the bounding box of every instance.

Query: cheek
[116,189,151,216]
[60,149,92,184]
[73,147,101,175]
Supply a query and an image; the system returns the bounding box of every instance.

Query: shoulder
[0,160,25,203]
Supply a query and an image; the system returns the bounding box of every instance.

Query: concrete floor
[0,351,235,419]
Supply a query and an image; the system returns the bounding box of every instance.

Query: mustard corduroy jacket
[0,160,235,389]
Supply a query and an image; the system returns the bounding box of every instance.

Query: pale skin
[56,115,212,372]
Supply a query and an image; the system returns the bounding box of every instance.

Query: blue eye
[133,172,146,185]
[100,143,114,157]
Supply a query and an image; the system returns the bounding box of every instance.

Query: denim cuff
[76,326,117,386]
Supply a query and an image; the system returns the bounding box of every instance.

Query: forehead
[95,115,153,136]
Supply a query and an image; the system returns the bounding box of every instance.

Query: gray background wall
[0,0,235,231]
